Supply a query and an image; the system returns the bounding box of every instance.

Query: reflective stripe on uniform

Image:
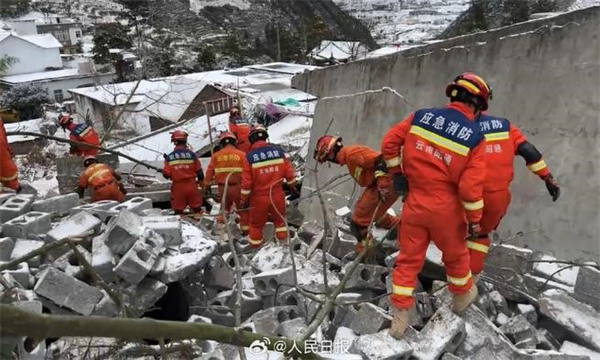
[240,225,250,230]
[484,132,509,141]
[353,167,363,181]
[0,172,18,181]
[467,241,489,254]
[249,237,263,245]
[88,169,111,183]
[528,159,547,172]
[385,156,401,168]
[374,170,385,178]
[447,271,472,286]
[252,158,284,168]
[215,167,243,173]
[410,125,470,156]
[392,285,414,296]
[275,226,287,233]
[462,199,484,211]
[169,159,195,166]
[79,126,91,137]
[241,189,251,195]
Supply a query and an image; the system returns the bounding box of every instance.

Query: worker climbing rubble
[204,131,249,232]
[229,106,252,153]
[469,110,560,281]
[313,135,400,260]
[0,117,20,193]
[382,72,490,338]
[241,125,298,248]
[162,130,205,219]
[58,114,101,157]
[76,156,126,202]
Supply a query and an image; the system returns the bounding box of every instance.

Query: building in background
[37,18,83,54]
[308,40,369,66]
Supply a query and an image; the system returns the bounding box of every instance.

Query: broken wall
[294,6,600,262]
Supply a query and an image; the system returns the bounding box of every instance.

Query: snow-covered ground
[335,0,470,45]
[569,0,600,10]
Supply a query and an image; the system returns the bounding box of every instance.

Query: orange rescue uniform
[78,163,125,202]
[382,102,486,309]
[0,118,19,191]
[204,144,249,229]
[469,114,552,274]
[66,122,100,157]
[241,140,297,248]
[164,145,204,214]
[229,117,252,153]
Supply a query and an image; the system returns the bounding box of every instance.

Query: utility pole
[276,22,281,62]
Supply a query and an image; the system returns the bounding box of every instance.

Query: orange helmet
[171,130,188,142]
[314,135,342,163]
[219,131,237,146]
[58,114,73,127]
[249,125,268,144]
[83,155,98,167]
[445,72,492,111]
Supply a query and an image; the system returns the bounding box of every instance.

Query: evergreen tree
[503,0,531,26]
[1,84,49,120]
[196,46,217,71]
[92,23,133,65]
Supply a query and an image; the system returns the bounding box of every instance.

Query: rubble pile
[1,194,599,360]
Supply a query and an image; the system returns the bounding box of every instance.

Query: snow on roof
[569,0,600,10]
[267,114,313,150]
[0,32,62,48]
[5,118,42,143]
[0,68,98,84]
[309,40,367,61]
[7,11,46,22]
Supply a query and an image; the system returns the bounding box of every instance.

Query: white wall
[0,36,62,75]
[4,20,37,35]
[68,27,82,46]
[36,73,115,103]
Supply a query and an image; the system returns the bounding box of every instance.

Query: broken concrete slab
[538,289,600,351]
[227,288,263,319]
[2,212,52,239]
[113,242,158,285]
[46,211,102,242]
[536,329,561,351]
[574,265,600,311]
[499,315,538,349]
[124,277,168,317]
[141,215,182,246]
[204,256,234,290]
[252,267,294,296]
[328,231,356,260]
[70,200,119,221]
[92,290,119,317]
[53,245,92,280]
[10,239,44,267]
[343,263,388,291]
[32,193,79,215]
[0,237,15,261]
[275,317,307,339]
[560,341,600,360]
[248,306,301,336]
[405,305,467,359]
[349,303,392,335]
[2,262,32,288]
[486,244,534,274]
[0,194,35,222]
[91,235,116,283]
[109,197,152,215]
[250,243,293,272]
[34,267,103,315]
[158,249,215,284]
[348,330,413,360]
[296,257,341,293]
[104,210,144,255]
[518,303,539,327]
[532,253,579,287]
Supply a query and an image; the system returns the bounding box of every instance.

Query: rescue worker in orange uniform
[469,112,560,277]
[76,156,126,202]
[59,114,101,157]
[163,130,204,218]
[204,132,249,231]
[229,107,252,153]
[0,117,20,192]
[241,126,298,248]
[382,73,491,338]
[313,136,400,256]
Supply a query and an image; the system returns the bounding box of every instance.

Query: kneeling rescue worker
[59,114,100,157]
[0,117,20,193]
[204,132,249,231]
[163,130,204,219]
[313,136,400,257]
[469,111,560,279]
[77,156,126,202]
[241,125,298,248]
[382,72,490,338]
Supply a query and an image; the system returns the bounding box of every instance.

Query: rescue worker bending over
[313,136,400,257]
[59,114,100,157]
[382,72,490,338]
[469,112,560,280]
[229,107,252,153]
[0,117,21,192]
[163,130,205,218]
[76,156,126,202]
[240,126,298,248]
[204,132,249,231]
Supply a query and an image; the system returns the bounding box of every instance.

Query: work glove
[542,173,560,202]
[468,222,481,240]
[392,173,409,196]
[376,176,392,201]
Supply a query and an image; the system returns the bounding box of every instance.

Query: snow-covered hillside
[334,0,470,45]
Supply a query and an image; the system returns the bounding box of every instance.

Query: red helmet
[249,125,268,144]
[83,155,98,167]
[219,131,237,146]
[445,72,492,110]
[171,130,188,142]
[58,114,73,127]
[314,135,342,163]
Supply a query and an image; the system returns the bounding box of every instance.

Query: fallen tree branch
[479,275,539,305]
[0,237,83,272]
[312,167,329,296]
[1,306,319,359]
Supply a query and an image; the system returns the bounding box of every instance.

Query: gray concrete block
[109,197,152,215]
[53,245,92,280]
[141,215,182,246]
[385,251,399,269]
[91,235,116,283]
[227,288,263,319]
[344,263,388,291]
[252,267,294,296]
[574,265,600,311]
[0,193,14,205]
[499,315,538,349]
[158,247,214,284]
[113,242,157,285]
[1,262,31,288]
[476,289,512,320]
[46,211,102,242]
[204,255,235,290]
[70,200,119,221]
[149,254,165,277]
[124,277,168,317]
[10,239,44,267]
[32,193,79,215]
[538,290,600,352]
[34,267,103,315]
[274,317,307,339]
[104,209,144,255]
[406,305,466,359]
[536,328,561,351]
[350,303,392,335]
[203,307,236,327]
[263,222,275,244]
[532,253,579,287]
[440,354,461,360]
[0,237,15,261]
[517,303,539,327]
[0,195,34,222]
[485,244,534,275]
[349,330,413,360]
[91,290,119,317]
[328,232,356,259]
[2,212,52,239]
[248,306,301,336]
[560,341,600,360]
